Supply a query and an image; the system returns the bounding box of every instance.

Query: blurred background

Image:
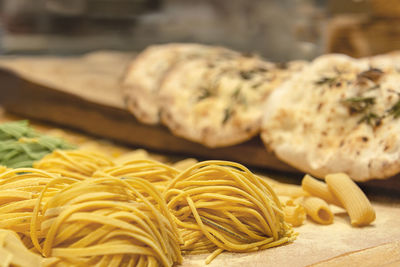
[0,0,399,61]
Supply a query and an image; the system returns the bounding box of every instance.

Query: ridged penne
[302,196,334,225]
[280,197,306,227]
[325,173,375,227]
[301,174,342,207]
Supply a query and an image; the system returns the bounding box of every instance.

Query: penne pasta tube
[301,174,342,207]
[302,197,334,225]
[325,173,375,227]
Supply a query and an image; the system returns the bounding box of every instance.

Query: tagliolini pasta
[34,150,114,180]
[93,159,179,193]
[31,176,182,267]
[164,160,296,263]
[0,168,70,239]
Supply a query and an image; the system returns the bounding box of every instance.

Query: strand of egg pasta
[164,160,296,263]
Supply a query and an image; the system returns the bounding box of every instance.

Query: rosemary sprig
[222,107,234,125]
[239,70,253,80]
[232,86,241,100]
[197,87,212,101]
[342,96,382,126]
[358,112,380,126]
[231,86,248,108]
[315,76,338,86]
[388,99,400,118]
[343,97,375,114]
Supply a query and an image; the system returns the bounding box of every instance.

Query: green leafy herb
[197,87,212,101]
[232,87,241,100]
[222,107,234,125]
[231,86,248,107]
[358,112,380,126]
[315,76,338,86]
[342,97,383,126]
[239,70,253,80]
[388,99,400,118]
[343,97,375,114]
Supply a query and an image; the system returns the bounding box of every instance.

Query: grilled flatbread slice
[261,54,400,181]
[122,43,238,124]
[159,55,306,148]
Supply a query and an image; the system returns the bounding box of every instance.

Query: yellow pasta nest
[31,176,182,267]
[34,150,114,180]
[93,159,179,193]
[164,160,296,263]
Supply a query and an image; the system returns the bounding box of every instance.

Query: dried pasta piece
[325,173,375,227]
[302,197,334,225]
[279,197,306,227]
[301,174,342,207]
